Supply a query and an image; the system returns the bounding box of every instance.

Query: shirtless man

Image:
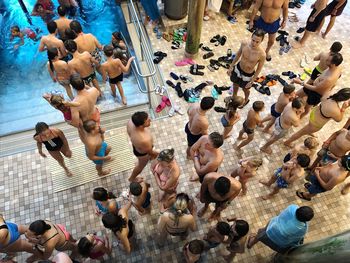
[307,42,342,85]
[249,0,289,61]
[190,132,224,182]
[64,40,102,94]
[198,172,241,221]
[81,120,112,176]
[294,52,343,118]
[69,74,100,128]
[296,155,350,201]
[260,154,310,199]
[261,84,295,134]
[54,6,72,41]
[185,97,215,158]
[101,45,134,105]
[227,29,266,107]
[235,101,265,150]
[261,98,304,154]
[127,111,159,182]
[38,21,67,58]
[203,221,231,250]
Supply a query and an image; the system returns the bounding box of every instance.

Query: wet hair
[157,148,175,162]
[35,122,49,135]
[252,29,265,41]
[11,25,20,32]
[102,212,127,233]
[113,48,127,60]
[329,52,343,66]
[103,45,114,57]
[295,206,314,222]
[131,111,148,127]
[188,240,204,255]
[35,3,43,10]
[29,220,51,235]
[64,39,77,53]
[216,222,231,236]
[340,154,350,171]
[83,120,97,133]
[296,154,310,168]
[291,98,304,109]
[304,137,319,150]
[200,96,215,111]
[93,187,116,201]
[230,220,249,243]
[330,41,342,53]
[248,157,263,168]
[50,94,65,108]
[70,20,83,33]
[70,74,85,90]
[77,237,93,257]
[329,88,350,102]
[47,47,58,72]
[214,177,231,196]
[252,101,264,112]
[209,132,224,148]
[112,31,122,41]
[57,5,66,16]
[130,182,142,196]
[283,84,295,94]
[47,21,57,34]
[65,28,76,40]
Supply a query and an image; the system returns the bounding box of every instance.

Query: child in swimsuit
[221,96,244,139]
[77,233,112,260]
[129,181,152,215]
[92,187,120,216]
[10,25,38,49]
[283,136,319,163]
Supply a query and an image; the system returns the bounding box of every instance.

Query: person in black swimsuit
[33,122,73,177]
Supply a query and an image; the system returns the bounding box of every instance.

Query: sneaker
[155,84,161,95]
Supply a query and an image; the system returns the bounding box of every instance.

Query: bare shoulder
[259,47,266,58]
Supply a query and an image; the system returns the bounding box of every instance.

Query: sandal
[264,86,271,95]
[190,64,205,70]
[214,106,227,113]
[166,80,176,88]
[162,32,171,42]
[155,98,167,113]
[162,95,171,106]
[296,190,311,201]
[174,82,183,97]
[220,35,227,46]
[201,46,212,52]
[203,52,214,59]
[190,67,204,75]
[254,84,266,95]
[267,80,277,87]
[207,65,215,72]
[210,34,220,43]
[255,76,266,83]
[170,72,179,80]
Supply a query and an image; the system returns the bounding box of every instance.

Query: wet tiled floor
[2,2,350,263]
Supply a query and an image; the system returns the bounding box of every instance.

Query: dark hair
[209,132,224,148]
[112,31,122,41]
[47,47,58,72]
[103,45,114,57]
[11,25,20,32]
[130,182,142,196]
[64,39,77,53]
[131,111,148,127]
[216,222,231,236]
[283,84,295,94]
[93,187,116,201]
[35,3,43,10]
[47,21,57,34]
[29,220,51,235]
[330,41,342,53]
[83,120,97,133]
[102,212,127,233]
[57,5,66,16]
[252,29,265,41]
[35,122,49,135]
[188,240,204,255]
[78,237,93,257]
[291,98,303,109]
[295,206,314,222]
[65,28,76,40]
[225,96,244,119]
[70,74,85,90]
[70,20,82,33]
[252,101,264,112]
[340,154,350,171]
[329,88,350,102]
[214,177,230,196]
[235,220,249,237]
[329,52,343,66]
[296,154,310,168]
[200,96,215,111]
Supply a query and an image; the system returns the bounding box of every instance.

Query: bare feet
[341,187,350,195]
[260,146,272,154]
[259,180,271,187]
[208,213,221,222]
[98,168,111,176]
[189,175,199,182]
[128,176,144,182]
[262,128,273,135]
[122,97,127,105]
[261,195,272,200]
[197,206,208,217]
[321,32,327,39]
[65,169,73,177]
[247,234,257,249]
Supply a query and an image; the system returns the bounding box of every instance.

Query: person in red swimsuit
[77,233,112,260]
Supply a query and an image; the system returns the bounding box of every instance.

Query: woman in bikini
[151,148,180,212]
[77,233,112,261]
[33,122,73,177]
[221,96,244,139]
[284,88,350,147]
[25,220,77,262]
[92,187,120,216]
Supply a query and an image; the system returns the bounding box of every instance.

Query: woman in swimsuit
[33,122,73,177]
[102,199,134,254]
[92,187,120,216]
[77,233,112,261]
[25,220,77,262]
[157,193,197,244]
[111,31,127,50]
[221,96,244,139]
[47,47,74,100]
[284,88,350,147]
[151,148,180,212]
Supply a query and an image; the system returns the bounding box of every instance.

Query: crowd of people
[2,0,350,262]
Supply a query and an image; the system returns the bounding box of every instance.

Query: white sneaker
[155,84,161,95]
[160,86,166,96]
[169,107,175,117]
[173,104,184,115]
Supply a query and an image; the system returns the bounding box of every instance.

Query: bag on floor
[208,0,223,12]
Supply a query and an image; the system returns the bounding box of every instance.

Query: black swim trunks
[230,63,255,88]
[185,122,202,147]
[310,66,322,81]
[202,188,228,207]
[132,145,147,157]
[325,0,347,16]
[303,87,322,106]
[109,74,123,84]
[82,72,96,84]
[306,8,327,32]
[243,121,254,135]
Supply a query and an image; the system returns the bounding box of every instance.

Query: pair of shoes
[210,34,227,46]
[155,84,166,96]
[203,51,214,59]
[155,95,171,113]
[227,16,237,24]
[282,71,297,79]
[190,64,204,75]
[183,88,200,102]
[153,51,167,64]
[297,27,305,34]
[254,83,271,96]
[200,45,212,52]
[175,58,196,66]
[171,40,181,49]
[166,80,184,97]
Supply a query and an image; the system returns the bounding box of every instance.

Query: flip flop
[297,27,305,33]
[201,46,212,52]
[162,95,171,106]
[227,48,232,57]
[191,64,205,70]
[267,80,277,86]
[168,106,175,117]
[300,73,308,81]
[211,87,219,99]
[210,34,220,43]
[296,191,311,201]
[277,30,289,35]
[154,56,165,64]
[214,106,227,113]
[238,99,250,109]
[264,86,271,95]
[180,75,188,83]
[190,67,204,76]
[184,58,196,65]
[175,59,189,66]
[155,99,167,113]
[203,52,214,59]
[170,72,179,80]
[166,80,176,88]
[207,65,215,72]
[255,76,266,83]
[220,35,227,46]
[154,51,167,57]
[173,104,184,115]
[174,82,183,97]
[214,84,222,94]
[155,84,161,95]
[254,84,265,95]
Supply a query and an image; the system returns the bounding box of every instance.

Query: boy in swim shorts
[129,181,152,215]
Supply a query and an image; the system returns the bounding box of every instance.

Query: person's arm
[93,35,103,50]
[281,0,289,28]
[194,159,217,176]
[118,57,135,73]
[190,138,202,158]
[14,33,25,49]
[132,199,145,214]
[292,77,330,93]
[86,143,111,162]
[157,214,168,242]
[199,177,210,203]
[333,101,350,122]
[228,43,243,74]
[249,0,263,29]
[35,139,47,158]
[313,52,321,61]
[285,169,302,184]
[323,129,342,147]
[160,171,178,191]
[38,37,46,52]
[69,106,81,128]
[249,52,266,85]
[118,233,131,254]
[58,40,67,57]
[101,64,107,83]
[56,129,69,148]
[47,63,57,82]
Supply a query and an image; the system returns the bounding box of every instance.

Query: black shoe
[297,27,305,33]
[203,52,214,59]
[214,106,227,113]
[174,82,183,97]
[210,34,220,43]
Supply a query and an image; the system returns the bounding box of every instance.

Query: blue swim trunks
[306,174,326,194]
[88,141,108,165]
[270,103,281,118]
[274,167,288,188]
[255,17,280,34]
[142,192,152,209]
[221,115,231,128]
[0,222,20,248]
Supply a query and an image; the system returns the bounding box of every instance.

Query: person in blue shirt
[246,205,314,254]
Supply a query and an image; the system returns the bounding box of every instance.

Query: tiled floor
[2,2,350,263]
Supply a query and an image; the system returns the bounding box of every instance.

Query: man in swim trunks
[261,98,304,154]
[296,154,350,201]
[38,21,67,58]
[190,132,224,182]
[261,84,295,134]
[185,97,215,159]
[65,40,102,95]
[249,0,289,61]
[227,29,266,107]
[127,111,159,182]
[307,42,342,85]
[198,172,241,221]
[293,52,343,118]
[129,181,152,215]
[54,6,72,41]
[81,120,112,176]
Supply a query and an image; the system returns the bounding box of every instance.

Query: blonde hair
[249,157,263,168]
[172,193,189,226]
[304,137,319,150]
[50,94,64,107]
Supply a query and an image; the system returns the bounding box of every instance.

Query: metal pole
[17,0,33,26]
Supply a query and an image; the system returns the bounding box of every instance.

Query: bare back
[239,41,265,73]
[330,129,350,157]
[102,58,123,79]
[206,173,242,202]
[313,67,341,96]
[72,88,99,122]
[68,52,94,78]
[319,163,348,190]
[75,33,99,53]
[245,109,260,129]
[47,60,71,81]
[40,35,66,57]
[54,17,72,39]
[275,93,291,113]
[188,105,208,135]
[316,52,330,72]
[280,103,300,129]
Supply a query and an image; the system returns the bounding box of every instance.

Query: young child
[92,187,120,216]
[10,26,38,49]
[77,233,112,261]
[231,157,263,195]
[203,221,231,250]
[261,84,296,134]
[235,101,265,150]
[129,181,151,215]
[221,96,244,139]
[283,136,319,163]
[259,154,310,200]
[183,239,205,263]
